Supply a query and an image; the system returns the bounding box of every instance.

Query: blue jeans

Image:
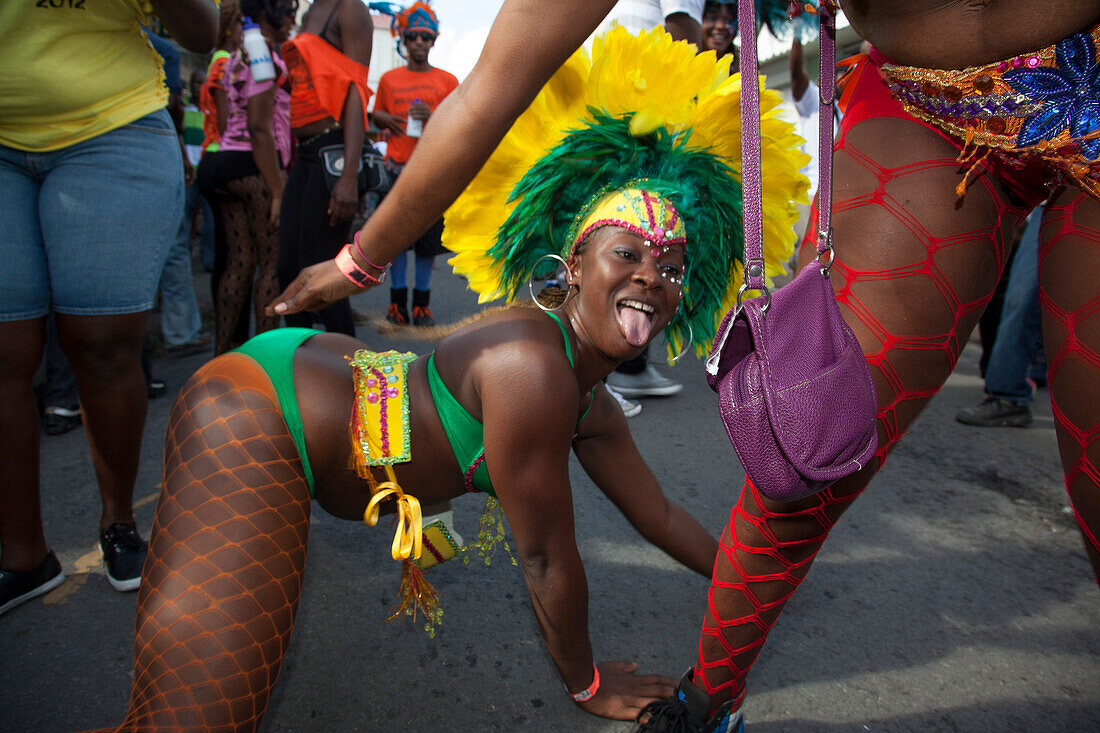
[0,109,182,320]
[159,182,204,347]
[389,250,435,291]
[985,209,1043,404]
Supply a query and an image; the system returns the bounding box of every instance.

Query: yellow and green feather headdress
[443,26,810,357]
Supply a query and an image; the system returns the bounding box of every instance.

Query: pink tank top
[219,50,292,167]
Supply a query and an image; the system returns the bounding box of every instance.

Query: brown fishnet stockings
[692,111,1032,707]
[97,354,311,731]
[215,176,281,355]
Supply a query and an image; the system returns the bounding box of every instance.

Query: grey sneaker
[956,397,1032,428]
[165,330,212,358]
[606,385,642,417]
[606,364,683,398]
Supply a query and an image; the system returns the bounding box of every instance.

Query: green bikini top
[426,311,595,496]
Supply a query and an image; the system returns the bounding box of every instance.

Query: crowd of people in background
[1,0,219,610]
[1,0,461,615]
[4,1,1098,732]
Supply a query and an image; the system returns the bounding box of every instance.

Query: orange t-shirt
[373,66,458,165]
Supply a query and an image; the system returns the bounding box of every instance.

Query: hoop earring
[527,253,575,312]
[648,322,694,367]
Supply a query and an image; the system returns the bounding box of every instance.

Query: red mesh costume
[692,47,1100,710]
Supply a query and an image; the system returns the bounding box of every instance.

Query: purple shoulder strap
[738,0,836,295]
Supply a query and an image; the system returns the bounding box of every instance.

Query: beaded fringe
[389,558,443,638]
[347,352,526,637]
[463,496,517,568]
[348,350,444,636]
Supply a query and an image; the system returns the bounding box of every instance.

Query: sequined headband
[567,188,687,257]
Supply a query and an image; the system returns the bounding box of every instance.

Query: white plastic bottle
[405,98,423,138]
[241,17,275,83]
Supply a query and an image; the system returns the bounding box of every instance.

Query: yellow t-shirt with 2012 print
[0,0,171,152]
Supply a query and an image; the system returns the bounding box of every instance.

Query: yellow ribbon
[363,467,423,561]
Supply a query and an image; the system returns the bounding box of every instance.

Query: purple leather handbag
[704,0,877,502]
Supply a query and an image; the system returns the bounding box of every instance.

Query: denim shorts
[0,109,183,321]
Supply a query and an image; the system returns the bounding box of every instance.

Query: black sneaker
[386,302,409,325]
[411,305,435,327]
[0,551,66,616]
[634,669,743,733]
[955,397,1032,427]
[99,524,148,591]
[147,378,167,399]
[44,405,82,436]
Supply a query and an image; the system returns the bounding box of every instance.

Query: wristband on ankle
[352,231,387,272]
[336,244,383,287]
[569,664,600,703]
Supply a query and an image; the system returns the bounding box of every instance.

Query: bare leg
[0,317,48,571]
[56,312,148,530]
[104,354,311,731]
[1039,191,1100,575]
[692,110,1028,707]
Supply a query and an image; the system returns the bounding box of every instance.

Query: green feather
[488,114,744,349]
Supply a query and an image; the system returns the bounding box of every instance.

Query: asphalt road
[2,264,1097,732]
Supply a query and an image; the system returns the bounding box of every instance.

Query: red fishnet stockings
[695,479,859,706]
[692,111,1031,707]
[1037,192,1100,570]
[94,354,312,732]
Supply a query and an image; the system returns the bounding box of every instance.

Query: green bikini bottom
[232,327,320,495]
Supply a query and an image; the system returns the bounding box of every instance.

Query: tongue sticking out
[618,306,655,347]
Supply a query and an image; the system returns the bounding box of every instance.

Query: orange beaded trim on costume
[879,24,1100,198]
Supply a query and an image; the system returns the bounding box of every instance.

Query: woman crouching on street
[94,27,807,730]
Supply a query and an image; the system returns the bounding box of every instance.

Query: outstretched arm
[481,351,675,721]
[573,386,719,577]
[268,0,620,316]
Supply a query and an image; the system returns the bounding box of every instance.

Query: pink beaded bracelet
[335,244,383,287]
[352,231,388,272]
[570,664,600,703]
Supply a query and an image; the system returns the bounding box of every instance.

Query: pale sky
[358,1,850,81]
[418,0,504,82]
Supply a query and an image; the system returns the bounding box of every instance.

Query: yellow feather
[442,27,811,314]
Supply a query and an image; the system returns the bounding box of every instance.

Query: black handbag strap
[738,0,837,298]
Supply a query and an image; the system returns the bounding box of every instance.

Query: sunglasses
[403,31,435,43]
